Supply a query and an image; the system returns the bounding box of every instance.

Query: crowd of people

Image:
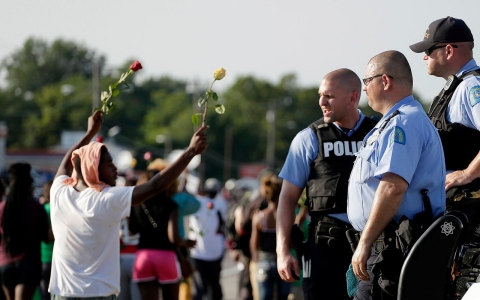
[0,15,478,300]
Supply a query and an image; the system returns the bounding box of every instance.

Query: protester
[0,163,50,300]
[48,110,208,299]
[188,178,228,300]
[348,50,445,299]
[170,171,200,300]
[118,177,140,300]
[39,180,54,300]
[250,174,290,300]
[129,169,195,300]
[239,171,273,300]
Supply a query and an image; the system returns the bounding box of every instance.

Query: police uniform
[280,110,375,300]
[429,58,480,172]
[428,59,480,244]
[347,96,446,299]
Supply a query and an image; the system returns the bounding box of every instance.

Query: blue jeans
[256,259,290,300]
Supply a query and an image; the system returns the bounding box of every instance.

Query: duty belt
[310,215,352,248]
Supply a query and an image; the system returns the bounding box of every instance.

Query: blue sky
[1,0,479,104]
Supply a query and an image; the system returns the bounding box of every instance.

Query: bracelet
[463,170,474,182]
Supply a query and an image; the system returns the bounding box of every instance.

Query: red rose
[130,61,143,72]
[206,202,214,210]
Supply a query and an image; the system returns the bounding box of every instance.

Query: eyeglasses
[362,74,394,86]
[425,44,458,56]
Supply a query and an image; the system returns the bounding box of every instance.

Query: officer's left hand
[352,242,371,282]
[445,170,473,191]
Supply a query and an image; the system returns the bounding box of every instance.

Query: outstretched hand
[188,126,209,155]
[88,110,104,137]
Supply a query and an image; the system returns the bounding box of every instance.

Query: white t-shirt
[49,175,133,297]
[188,195,228,261]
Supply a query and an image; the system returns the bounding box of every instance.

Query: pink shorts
[133,249,181,284]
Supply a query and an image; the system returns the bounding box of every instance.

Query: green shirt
[41,202,54,263]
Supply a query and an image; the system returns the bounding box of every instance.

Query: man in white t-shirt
[188,178,228,300]
[49,110,208,300]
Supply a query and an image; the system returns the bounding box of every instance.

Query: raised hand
[188,126,209,155]
[87,110,104,137]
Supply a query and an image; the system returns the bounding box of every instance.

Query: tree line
[0,37,425,181]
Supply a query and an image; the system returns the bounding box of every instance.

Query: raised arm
[55,110,104,178]
[131,126,209,206]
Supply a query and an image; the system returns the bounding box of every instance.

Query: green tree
[1,37,105,93]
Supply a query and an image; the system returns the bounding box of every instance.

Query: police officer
[348,51,446,300]
[409,16,480,192]
[276,68,376,299]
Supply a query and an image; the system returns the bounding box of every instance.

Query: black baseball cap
[409,16,474,53]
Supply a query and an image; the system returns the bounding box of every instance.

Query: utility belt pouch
[312,217,350,248]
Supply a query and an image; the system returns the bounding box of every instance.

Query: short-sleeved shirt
[49,175,133,297]
[446,58,480,131]
[279,110,368,223]
[347,96,446,231]
[41,202,54,263]
[188,195,228,261]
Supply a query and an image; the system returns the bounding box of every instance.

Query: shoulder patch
[389,126,406,145]
[469,86,480,107]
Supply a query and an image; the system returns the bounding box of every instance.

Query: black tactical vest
[428,69,480,171]
[306,117,377,215]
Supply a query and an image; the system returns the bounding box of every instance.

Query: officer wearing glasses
[410,16,480,196]
[348,50,446,300]
[276,68,376,299]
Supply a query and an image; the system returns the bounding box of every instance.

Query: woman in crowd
[39,180,54,300]
[250,174,290,300]
[0,163,50,300]
[129,169,195,300]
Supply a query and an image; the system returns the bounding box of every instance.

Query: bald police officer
[276,68,376,299]
[410,16,480,195]
[348,51,446,300]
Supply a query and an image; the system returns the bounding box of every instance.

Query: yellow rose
[213,68,226,80]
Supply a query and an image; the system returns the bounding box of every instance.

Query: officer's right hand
[277,251,300,282]
[188,126,209,155]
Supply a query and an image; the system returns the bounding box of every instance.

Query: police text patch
[469,86,480,107]
[389,126,406,145]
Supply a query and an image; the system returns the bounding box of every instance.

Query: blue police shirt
[279,110,366,223]
[347,96,446,231]
[446,58,480,131]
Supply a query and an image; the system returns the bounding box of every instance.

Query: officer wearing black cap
[410,17,480,195]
